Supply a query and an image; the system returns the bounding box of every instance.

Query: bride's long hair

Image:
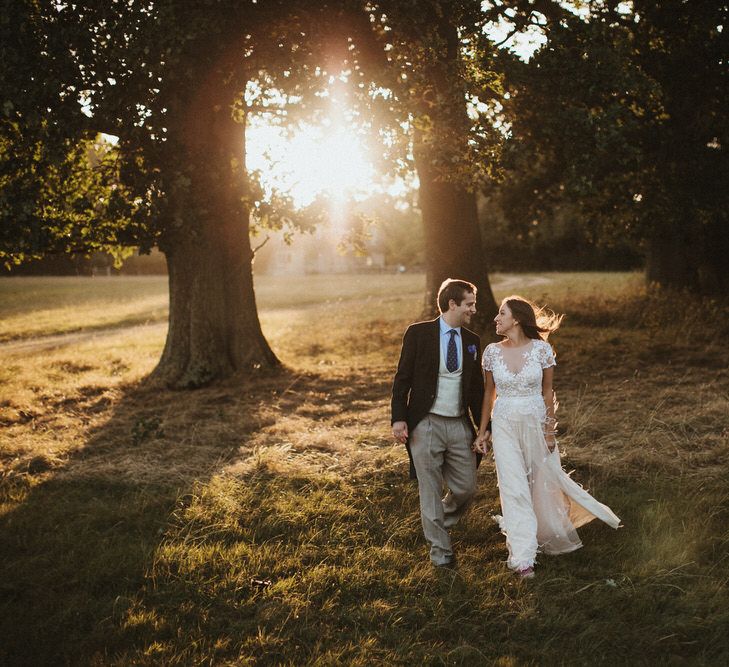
[502,295,563,341]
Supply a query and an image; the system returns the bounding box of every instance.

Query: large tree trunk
[645,221,693,290]
[156,222,278,388]
[414,145,497,327]
[411,13,498,328]
[696,217,729,295]
[153,50,279,388]
[646,214,729,296]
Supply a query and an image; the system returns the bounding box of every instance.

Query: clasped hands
[393,422,493,455]
[472,430,491,454]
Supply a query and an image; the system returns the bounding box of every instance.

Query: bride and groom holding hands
[391,279,620,578]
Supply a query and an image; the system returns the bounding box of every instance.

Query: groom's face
[451,291,477,326]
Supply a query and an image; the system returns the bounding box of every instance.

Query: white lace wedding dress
[482,339,621,571]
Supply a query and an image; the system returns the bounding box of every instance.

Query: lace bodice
[483,339,555,397]
[482,340,556,420]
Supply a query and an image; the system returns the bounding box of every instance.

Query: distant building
[3,224,391,278]
[253,224,386,276]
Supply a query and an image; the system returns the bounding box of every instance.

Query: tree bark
[156,222,278,388]
[696,218,729,295]
[414,145,498,328]
[411,13,498,328]
[152,50,279,388]
[645,222,692,290]
[646,214,729,296]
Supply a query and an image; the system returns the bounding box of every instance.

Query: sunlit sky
[246,115,378,209]
[246,23,546,209]
[246,1,636,203]
[101,20,546,210]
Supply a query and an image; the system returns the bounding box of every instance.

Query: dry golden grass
[1,272,728,665]
[0,276,169,342]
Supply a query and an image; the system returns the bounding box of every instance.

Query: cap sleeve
[482,344,496,372]
[538,340,556,369]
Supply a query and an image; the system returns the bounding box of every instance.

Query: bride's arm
[474,372,496,453]
[542,366,557,450]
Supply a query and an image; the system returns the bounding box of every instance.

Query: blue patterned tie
[446,329,458,372]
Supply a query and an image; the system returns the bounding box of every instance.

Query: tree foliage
[1,2,117,265]
[490,0,729,293]
[1,1,355,264]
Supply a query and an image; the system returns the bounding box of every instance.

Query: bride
[473,295,621,579]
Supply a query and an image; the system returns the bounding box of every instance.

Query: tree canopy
[1,1,357,265]
[490,0,729,293]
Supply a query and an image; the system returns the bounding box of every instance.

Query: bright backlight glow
[247,118,377,208]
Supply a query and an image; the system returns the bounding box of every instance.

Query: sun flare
[247,118,377,208]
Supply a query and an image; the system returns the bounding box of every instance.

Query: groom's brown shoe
[434,556,457,569]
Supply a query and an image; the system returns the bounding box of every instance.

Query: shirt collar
[439,316,461,337]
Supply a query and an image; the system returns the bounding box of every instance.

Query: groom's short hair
[437,279,477,313]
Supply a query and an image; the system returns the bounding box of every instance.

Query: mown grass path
[1,273,727,665]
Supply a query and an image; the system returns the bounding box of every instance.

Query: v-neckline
[496,341,535,376]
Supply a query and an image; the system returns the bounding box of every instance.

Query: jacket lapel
[461,332,470,386]
[427,318,440,372]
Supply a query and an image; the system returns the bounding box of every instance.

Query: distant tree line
[5,195,645,276]
[478,197,643,272]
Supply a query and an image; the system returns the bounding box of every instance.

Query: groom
[391,279,485,567]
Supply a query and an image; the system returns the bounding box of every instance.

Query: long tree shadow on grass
[71,450,729,665]
[3,362,728,664]
[0,365,396,666]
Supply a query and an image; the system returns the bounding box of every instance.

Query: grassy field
[1,272,728,665]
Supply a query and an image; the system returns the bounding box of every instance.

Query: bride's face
[494,303,517,335]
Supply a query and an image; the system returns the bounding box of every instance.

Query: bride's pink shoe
[516,566,535,579]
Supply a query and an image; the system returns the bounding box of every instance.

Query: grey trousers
[409,414,478,565]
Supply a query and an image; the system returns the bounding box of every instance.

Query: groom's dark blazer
[391,318,485,479]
